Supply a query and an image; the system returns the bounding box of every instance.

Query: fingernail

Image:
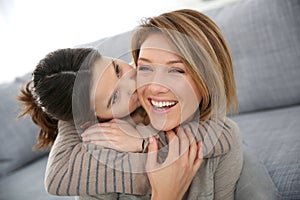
[149,137,154,144]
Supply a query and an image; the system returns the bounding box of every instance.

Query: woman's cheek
[173,81,201,122]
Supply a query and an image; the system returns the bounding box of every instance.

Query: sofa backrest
[0,74,45,178]
[205,0,300,114]
[80,0,300,114]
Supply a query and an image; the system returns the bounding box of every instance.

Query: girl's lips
[148,98,178,114]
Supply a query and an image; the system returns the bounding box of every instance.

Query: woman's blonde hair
[131,9,238,120]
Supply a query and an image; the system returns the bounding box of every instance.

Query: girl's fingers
[81,129,115,141]
[82,133,105,142]
[82,126,118,137]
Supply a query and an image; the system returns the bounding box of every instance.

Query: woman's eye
[111,90,119,105]
[169,68,185,74]
[137,65,152,71]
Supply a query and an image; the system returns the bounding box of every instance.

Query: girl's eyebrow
[112,59,117,68]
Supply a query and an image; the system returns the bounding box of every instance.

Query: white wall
[0,0,237,84]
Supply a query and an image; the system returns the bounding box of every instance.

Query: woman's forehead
[141,34,176,52]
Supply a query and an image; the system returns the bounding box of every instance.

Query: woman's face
[91,57,139,119]
[136,33,202,131]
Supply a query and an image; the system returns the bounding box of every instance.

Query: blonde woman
[130,9,242,199]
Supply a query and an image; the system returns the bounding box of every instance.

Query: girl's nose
[128,68,136,79]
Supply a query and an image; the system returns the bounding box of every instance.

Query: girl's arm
[213,119,243,200]
[183,119,233,157]
[82,118,233,158]
[45,118,234,196]
[45,120,151,196]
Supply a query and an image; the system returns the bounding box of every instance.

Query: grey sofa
[0,0,299,199]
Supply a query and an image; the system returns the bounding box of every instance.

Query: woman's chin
[151,120,176,132]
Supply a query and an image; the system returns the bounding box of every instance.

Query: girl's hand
[81,119,143,153]
[146,127,203,200]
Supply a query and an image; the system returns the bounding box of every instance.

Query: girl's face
[136,33,202,131]
[91,57,139,119]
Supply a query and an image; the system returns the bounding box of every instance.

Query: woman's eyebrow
[137,57,151,63]
[167,60,183,65]
[138,57,183,65]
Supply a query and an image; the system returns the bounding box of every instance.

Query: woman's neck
[129,106,149,125]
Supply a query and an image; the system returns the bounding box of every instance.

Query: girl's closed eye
[113,60,121,78]
[111,90,119,105]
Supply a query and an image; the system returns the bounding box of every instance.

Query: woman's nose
[146,82,169,94]
[146,71,169,94]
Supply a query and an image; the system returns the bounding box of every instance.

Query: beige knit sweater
[45,118,241,199]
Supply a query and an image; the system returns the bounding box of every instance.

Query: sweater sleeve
[188,119,233,157]
[44,120,151,196]
[45,119,233,196]
[213,119,243,200]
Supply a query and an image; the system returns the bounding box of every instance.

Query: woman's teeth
[151,99,177,109]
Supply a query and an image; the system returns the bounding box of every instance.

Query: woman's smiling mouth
[148,98,178,112]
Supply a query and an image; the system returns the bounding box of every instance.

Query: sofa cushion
[204,0,300,114]
[235,146,280,200]
[0,73,47,178]
[0,156,72,200]
[231,105,300,199]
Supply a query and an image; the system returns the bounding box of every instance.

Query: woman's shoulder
[224,117,243,156]
[225,117,241,136]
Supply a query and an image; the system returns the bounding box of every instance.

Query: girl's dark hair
[17,48,101,150]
